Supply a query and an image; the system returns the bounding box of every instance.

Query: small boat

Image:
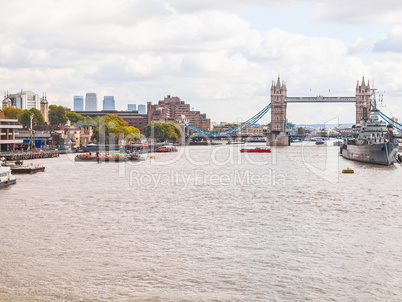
[150,156,156,159]
[342,168,354,173]
[128,153,145,161]
[227,141,245,145]
[315,141,325,145]
[11,163,45,174]
[154,146,178,153]
[0,165,16,188]
[74,153,128,162]
[240,147,271,153]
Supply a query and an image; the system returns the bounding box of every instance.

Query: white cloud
[1,0,402,123]
[373,25,402,52]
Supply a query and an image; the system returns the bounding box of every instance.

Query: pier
[0,151,60,161]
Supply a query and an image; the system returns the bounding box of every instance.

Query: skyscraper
[85,93,97,111]
[103,96,115,110]
[127,104,136,111]
[74,96,84,111]
[138,104,146,114]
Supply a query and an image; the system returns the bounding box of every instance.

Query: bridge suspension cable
[185,103,271,137]
[376,108,402,132]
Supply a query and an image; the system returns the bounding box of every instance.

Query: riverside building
[0,112,24,152]
[147,95,211,130]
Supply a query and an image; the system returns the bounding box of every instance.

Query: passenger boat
[154,146,178,152]
[240,147,271,153]
[0,165,16,188]
[127,153,145,161]
[74,153,128,162]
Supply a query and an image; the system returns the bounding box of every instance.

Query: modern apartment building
[5,91,40,110]
[0,114,24,151]
[147,95,211,130]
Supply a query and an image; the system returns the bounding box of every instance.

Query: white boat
[0,164,16,188]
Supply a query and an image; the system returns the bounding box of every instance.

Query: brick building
[147,95,211,130]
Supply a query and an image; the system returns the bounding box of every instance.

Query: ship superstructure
[340,90,398,165]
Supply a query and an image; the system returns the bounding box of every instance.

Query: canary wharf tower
[85,92,97,111]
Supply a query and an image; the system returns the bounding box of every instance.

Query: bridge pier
[267,133,289,146]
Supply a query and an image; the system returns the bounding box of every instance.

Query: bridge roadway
[187,134,266,140]
[285,96,356,103]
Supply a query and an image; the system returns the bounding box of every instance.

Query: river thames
[1,142,402,301]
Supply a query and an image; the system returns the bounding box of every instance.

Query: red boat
[240,147,271,153]
[154,146,178,153]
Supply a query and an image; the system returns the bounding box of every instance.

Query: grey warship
[340,90,399,165]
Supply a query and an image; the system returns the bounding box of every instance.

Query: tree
[49,105,68,126]
[297,127,305,135]
[18,108,45,126]
[287,122,296,129]
[145,121,182,142]
[66,111,84,123]
[91,114,141,144]
[3,107,23,119]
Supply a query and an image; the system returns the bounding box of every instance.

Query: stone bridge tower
[267,76,289,146]
[355,76,371,124]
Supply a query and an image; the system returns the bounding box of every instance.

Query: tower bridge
[268,76,371,146]
[184,76,372,146]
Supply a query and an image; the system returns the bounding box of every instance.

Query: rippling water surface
[1,143,402,301]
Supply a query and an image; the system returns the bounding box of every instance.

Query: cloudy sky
[1,0,402,125]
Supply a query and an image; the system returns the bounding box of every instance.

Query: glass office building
[127,104,136,111]
[85,93,97,111]
[103,96,115,111]
[138,104,146,114]
[74,96,84,111]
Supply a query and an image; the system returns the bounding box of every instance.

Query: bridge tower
[355,76,371,124]
[267,76,289,146]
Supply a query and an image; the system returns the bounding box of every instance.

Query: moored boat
[340,90,399,165]
[74,153,128,162]
[240,147,271,153]
[11,163,45,174]
[128,153,145,161]
[154,145,178,152]
[0,165,16,188]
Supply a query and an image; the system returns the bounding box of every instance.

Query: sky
[1,0,402,125]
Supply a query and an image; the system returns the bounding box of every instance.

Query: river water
[1,142,402,301]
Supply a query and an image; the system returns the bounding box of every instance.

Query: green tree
[3,107,23,119]
[66,111,84,123]
[287,122,296,129]
[91,114,141,144]
[49,105,68,126]
[145,121,182,142]
[297,127,305,135]
[18,108,45,126]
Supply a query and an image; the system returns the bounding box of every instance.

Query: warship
[340,90,399,165]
